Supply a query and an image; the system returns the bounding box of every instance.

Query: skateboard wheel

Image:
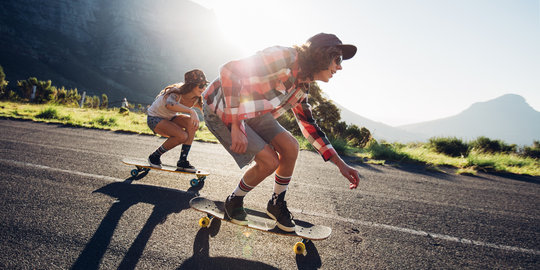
[190,179,199,187]
[130,169,139,177]
[199,216,210,228]
[294,241,306,255]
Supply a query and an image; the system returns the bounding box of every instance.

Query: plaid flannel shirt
[203,46,337,161]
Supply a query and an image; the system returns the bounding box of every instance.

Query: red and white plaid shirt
[203,46,337,161]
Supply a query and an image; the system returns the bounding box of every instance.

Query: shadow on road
[71,181,198,270]
[296,240,322,270]
[177,226,279,270]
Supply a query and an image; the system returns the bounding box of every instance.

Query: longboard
[189,196,332,255]
[122,157,209,187]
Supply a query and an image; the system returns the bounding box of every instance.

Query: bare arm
[165,93,193,114]
[330,155,360,189]
[165,93,199,127]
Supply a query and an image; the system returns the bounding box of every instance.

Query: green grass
[0,101,216,142]
[1,100,538,176]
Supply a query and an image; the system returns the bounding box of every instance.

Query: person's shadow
[178,217,323,269]
[177,222,279,270]
[71,180,201,270]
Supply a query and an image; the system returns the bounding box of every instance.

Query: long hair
[157,82,203,109]
[294,44,342,81]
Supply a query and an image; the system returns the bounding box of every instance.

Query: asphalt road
[0,118,539,269]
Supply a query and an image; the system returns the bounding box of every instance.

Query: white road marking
[3,158,539,256]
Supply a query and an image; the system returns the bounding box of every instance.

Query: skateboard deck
[122,157,209,187]
[189,196,332,255]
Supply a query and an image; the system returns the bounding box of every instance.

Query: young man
[203,33,361,232]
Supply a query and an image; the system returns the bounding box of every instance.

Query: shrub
[329,136,348,155]
[119,107,129,115]
[17,77,56,103]
[428,137,469,157]
[93,116,117,127]
[365,140,410,161]
[522,141,540,159]
[346,125,371,148]
[470,136,516,153]
[100,94,108,109]
[36,107,59,119]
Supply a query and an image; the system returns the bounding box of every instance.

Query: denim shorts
[147,115,163,132]
[203,103,286,168]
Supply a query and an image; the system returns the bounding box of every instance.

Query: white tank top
[147,94,180,119]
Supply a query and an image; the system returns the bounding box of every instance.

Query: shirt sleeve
[292,94,338,161]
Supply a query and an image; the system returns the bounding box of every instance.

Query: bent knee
[255,149,279,174]
[279,137,299,159]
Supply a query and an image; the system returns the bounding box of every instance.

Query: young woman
[202,33,361,232]
[146,69,208,172]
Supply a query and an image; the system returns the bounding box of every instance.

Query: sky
[192,0,540,127]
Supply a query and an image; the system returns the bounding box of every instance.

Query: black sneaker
[266,198,296,232]
[148,154,162,168]
[177,160,197,173]
[224,195,248,225]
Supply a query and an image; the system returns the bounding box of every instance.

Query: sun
[193,0,312,56]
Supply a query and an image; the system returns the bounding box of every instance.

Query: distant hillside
[335,103,426,143]
[0,0,242,105]
[399,94,540,145]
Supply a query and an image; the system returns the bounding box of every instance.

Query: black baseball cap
[307,33,357,60]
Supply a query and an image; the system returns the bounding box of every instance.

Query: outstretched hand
[332,156,360,189]
[341,164,360,189]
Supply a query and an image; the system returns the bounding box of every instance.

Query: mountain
[336,103,427,143]
[0,0,242,105]
[398,94,540,145]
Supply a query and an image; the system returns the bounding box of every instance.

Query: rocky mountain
[0,0,242,104]
[399,94,540,146]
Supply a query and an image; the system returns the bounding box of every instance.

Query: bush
[329,136,348,155]
[92,116,117,127]
[345,125,371,148]
[522,141,540,159]
[36,107,59,119]
[17,77,56,104]
[470,136,516,153]
[365,140,410,161]
[428,137,469,157]
[119,107,129,115]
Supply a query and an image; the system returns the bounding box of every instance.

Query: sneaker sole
[266,210,295,232]
[229,218,248,226]
[148,158,162,169]
[225,206,248,226]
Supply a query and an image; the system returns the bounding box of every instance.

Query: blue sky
[193,0,539,126]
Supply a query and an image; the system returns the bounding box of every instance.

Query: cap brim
[338,44,357,60]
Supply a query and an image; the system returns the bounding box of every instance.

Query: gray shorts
[203,103,286,168]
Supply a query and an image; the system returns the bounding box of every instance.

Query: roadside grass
[0,101,216,142]
[1,101,538,176]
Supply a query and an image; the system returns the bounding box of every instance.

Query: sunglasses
[334,55,343,66]
[198,82,208,89]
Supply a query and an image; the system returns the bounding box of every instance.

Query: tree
[17,77,56,103]
[345,124,372,148]
[0,65,11,100]
[0,65,7,92]
[100,94,108,109]
[312,99,341,134]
